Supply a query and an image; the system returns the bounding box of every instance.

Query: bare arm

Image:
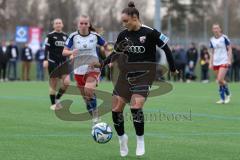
[209,48,214,69]
[62,47,79,61]
[63,47,74,57]
[227,45,232,65]
[99,42,112,57]
[89,42,112,68]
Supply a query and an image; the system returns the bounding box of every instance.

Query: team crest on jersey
[83,44,87,48]
[139,36,146,43]
[90,39,94,43]
[63,36,67,41]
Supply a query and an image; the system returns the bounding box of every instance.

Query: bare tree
[1,0,240,41]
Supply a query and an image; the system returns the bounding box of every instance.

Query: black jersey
[115,24,169,63]
[44,31,68,63]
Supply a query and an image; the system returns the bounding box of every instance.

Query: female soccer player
[62,15,109,124]
[43,18,70,110]
[99,2,177,157]
[209,23,232,104]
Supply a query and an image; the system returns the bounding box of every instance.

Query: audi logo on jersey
[127,46,146,54]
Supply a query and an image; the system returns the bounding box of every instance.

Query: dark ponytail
[122,1,139,18]
[89,23,96,32]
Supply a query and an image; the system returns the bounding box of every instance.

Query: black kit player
[92,2,178,157]
[43,18,70,110]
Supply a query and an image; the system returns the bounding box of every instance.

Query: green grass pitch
[0,81,240,160]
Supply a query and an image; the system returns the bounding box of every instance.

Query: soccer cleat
[55,100,63,110]
[118,134,128,157]
[50,100,63,111]
[225,95,231,104]
[50,104,56,110]
[216,99,225,104]
[202,80,209,83]
[136,136,145,156]
[50,104,62,110]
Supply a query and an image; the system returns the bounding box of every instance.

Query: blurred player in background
[186,42,198,82]
[200,46,210,83]
[43,18,70,110]
[209,23,232,104]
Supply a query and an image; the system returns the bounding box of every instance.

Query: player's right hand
[171,70,179,76]
[43,60,48,68]
[209,63,213,69]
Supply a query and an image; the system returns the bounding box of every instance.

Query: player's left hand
[171,70,179,76]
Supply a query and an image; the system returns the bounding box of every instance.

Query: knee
[112,96,125,112]
[112,107,123,112]
[63,79,70,87]
[130,98,145,109]
[131,101,144,109]
[217,78,225,85]
[112,103,124,112]
[49,87,56,95]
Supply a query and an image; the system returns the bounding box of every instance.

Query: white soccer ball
[91,122,113,144]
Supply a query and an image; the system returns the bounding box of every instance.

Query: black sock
[50,94,56,105]
[56,88,65,100]
[112,111,125,136]
[131,108,144,136]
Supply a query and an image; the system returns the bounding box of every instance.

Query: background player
[209,23,232,104]
[43,18,70,110]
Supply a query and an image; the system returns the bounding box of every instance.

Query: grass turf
[0,81,240,160]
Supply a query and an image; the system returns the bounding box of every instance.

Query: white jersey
[65,31,105,75]
[210,34,230,66]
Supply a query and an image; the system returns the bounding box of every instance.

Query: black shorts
[113,72,154,103]
[48,60,70,78]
